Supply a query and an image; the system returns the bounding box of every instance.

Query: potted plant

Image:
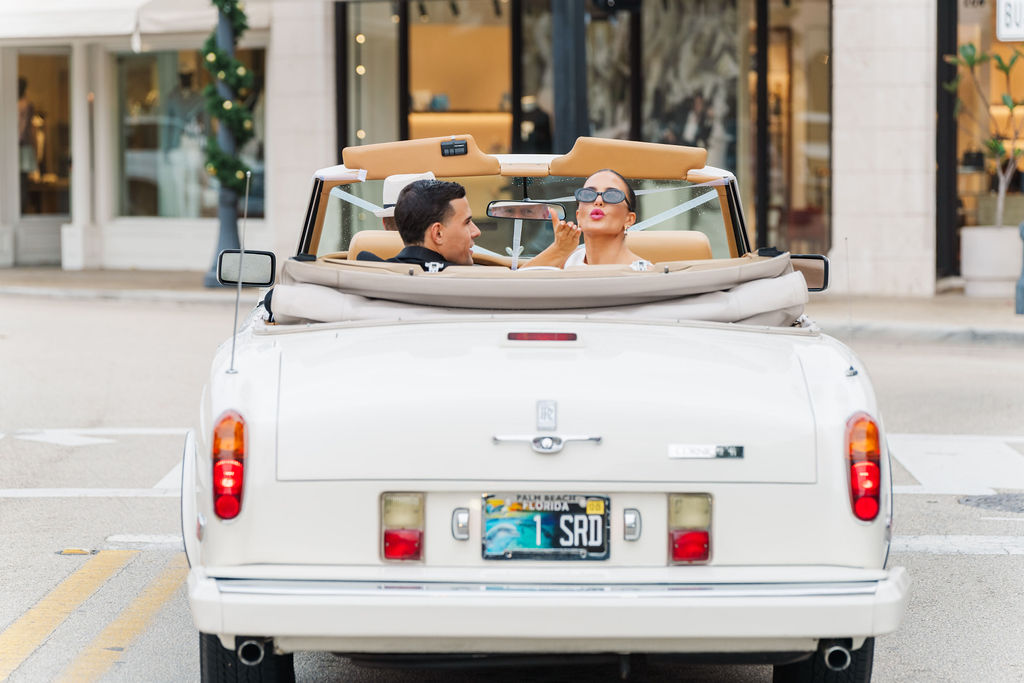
[944,42,1024,300]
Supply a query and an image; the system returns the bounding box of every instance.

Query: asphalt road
[1,295,1022,682]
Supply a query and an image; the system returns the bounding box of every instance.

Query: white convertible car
[183,136,908,682]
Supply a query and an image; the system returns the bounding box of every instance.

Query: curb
[813,319,1024,346]
[0,286,259,305]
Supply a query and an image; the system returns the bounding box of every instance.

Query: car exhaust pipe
[237,638,266,667]
[822,644,852,671]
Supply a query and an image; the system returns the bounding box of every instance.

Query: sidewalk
[1,267,1022,344]
[0,267,244,304]
[805,290,1024,345]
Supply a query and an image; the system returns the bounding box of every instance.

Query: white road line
[0,488,179,498]
[13,427,189,448]
[889,434,1024,495]
[105,534,184,550]
[891,535,1024,555]
[154,462,183,490]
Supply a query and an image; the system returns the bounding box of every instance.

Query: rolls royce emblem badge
[536,400,557,431]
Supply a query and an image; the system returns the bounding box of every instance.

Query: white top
[564,245,653,272]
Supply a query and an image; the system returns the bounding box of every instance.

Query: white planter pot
[960,225,1024,298]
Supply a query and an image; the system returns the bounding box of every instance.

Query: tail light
[381,493,424,561]
[212,410,245,520]
[668,493,712,564]
[847,413,881,521]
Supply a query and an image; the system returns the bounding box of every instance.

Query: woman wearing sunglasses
[531,169,653,271]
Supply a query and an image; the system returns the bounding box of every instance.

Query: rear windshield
[316,175,733,260]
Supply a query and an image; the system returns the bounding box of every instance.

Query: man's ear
[425,222,444,247]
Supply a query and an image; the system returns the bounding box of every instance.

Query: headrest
[549,137,708,179]
[625,231,712,262]
[347,230,404,260]
[375,172,436,218]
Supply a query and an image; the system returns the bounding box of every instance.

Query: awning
[0,0,270,42]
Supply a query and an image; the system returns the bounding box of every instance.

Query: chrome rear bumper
[189,566,909,654]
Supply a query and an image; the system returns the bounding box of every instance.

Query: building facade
[0,0,1013,298]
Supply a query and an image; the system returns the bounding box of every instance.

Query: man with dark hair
[360,179,480,271]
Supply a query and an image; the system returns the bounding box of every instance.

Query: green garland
[202,0,254,195]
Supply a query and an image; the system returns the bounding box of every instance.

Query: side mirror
[217,250,277,287]
[791,253,829,292]
[487,200,565,221]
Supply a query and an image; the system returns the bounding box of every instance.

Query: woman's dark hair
[393,179,466,246]
[592,168,637,213]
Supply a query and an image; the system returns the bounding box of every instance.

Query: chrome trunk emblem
[536,400,557,431]
[492,434,601,454]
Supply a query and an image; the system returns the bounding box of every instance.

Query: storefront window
[766,0,831,255]
[18,54,70,216]
[642,1,742,169]
[954,3,1024,230]
[117,48,265,218]
[407,0,512,154]
[347,2,400,145]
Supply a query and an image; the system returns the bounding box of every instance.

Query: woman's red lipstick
[589,208,605,219]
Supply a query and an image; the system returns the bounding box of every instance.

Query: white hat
[373,172,436,218]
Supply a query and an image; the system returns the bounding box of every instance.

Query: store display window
[17,54,71,216]
[117,48,265,218]
[954,3,1024,229]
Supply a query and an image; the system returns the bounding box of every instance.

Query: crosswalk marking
[55,553,188,683]
[11,428,188,448]
[0,550,137,680]
[889,434,1024,495]
[154,461,183,490]
[891,535,1024,555]
[0,488,179,498]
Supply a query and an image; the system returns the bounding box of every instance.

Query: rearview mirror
[791,253,829,292]
[487,200,565,221]
[217,250,277,287]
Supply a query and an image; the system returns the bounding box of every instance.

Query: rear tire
[199,633,295,683]
[772,638,874,683]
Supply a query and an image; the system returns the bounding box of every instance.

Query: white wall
[830,0,936,296]
[265,0,336,264]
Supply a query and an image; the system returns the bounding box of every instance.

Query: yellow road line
[56,553,188,683]
[0,550,137,680]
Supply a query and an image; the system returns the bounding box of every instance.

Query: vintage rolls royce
[182,135,908,682]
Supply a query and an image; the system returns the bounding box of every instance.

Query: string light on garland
[202,0,255,194]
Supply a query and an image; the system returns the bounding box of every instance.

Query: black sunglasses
[574,187,628,206]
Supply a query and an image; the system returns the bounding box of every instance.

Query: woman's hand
[519,208,581,269]
[548,207,581,254]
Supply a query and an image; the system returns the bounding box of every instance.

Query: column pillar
[62,40,98,270]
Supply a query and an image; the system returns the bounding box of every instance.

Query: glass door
[16,52,71,264]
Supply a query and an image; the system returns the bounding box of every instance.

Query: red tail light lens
[383,529,423,560]
[212,411,245,520]
[846,413,881,521]
[670,530,710,562]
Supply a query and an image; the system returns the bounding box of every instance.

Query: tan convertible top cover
[271,254,808,327]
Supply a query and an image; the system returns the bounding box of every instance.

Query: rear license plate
[482,493,609,560]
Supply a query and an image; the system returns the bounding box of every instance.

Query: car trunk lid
[275,321,817,484]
